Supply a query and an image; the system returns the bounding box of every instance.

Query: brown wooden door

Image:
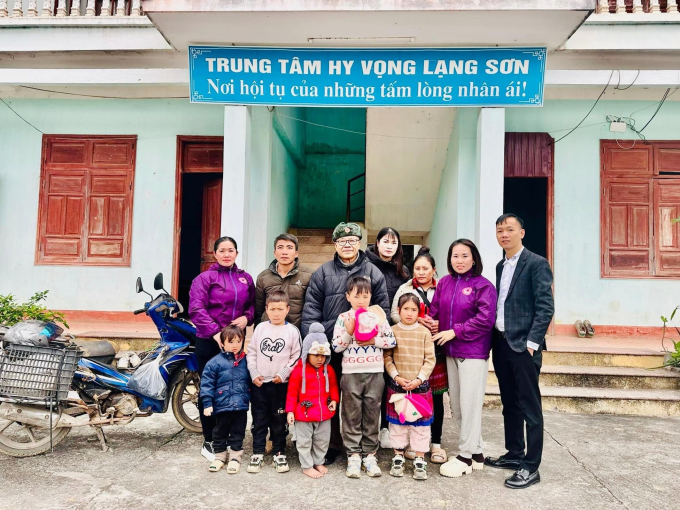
[200,177,223,272]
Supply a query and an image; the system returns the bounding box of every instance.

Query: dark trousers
[492,330,544,473]
[196,337,222,443]
[328,350,343,451]
[379,372,390,430]
[431,393,445,445]
[251,382,288,455]
[213,410,248,454]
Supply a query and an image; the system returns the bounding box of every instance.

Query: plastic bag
[4,320,63,347]
[126,350,167,400]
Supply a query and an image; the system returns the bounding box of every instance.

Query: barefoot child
[246,290,302,474]
[200,325,250,474]
[286,323,339,478]
[333,275,397,478]
[384,294,436,480]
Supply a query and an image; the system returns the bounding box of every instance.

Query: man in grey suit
[484,213,554,489]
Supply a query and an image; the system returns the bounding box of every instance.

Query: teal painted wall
[0,99,224,311]
[507,100,680,326]
[297,108,366,228]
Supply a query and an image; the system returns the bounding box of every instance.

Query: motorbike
[0,273,203,457]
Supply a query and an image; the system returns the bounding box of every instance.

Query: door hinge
[38,241,42,252]
[129,181,132,190]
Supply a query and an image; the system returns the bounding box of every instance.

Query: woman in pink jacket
[189,236,255,461]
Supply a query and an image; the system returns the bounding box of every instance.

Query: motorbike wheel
[171,370,202,433]
[0,415,71,457]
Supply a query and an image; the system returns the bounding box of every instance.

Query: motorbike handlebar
[133,308,147,315]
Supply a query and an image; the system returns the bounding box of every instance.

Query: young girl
[384,294,436,480]
[200,325,250,474]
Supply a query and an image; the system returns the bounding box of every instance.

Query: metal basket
[0,344,82,404]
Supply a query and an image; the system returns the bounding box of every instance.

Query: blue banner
[189,46,546,108]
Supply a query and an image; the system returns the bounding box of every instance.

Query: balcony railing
[597,0,680,13]
[0,0,141,17]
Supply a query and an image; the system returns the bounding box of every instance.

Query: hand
[204,406,213,417]
[212,332,221,343]
[395,376,409,389]
[231,316,248,329]
[430,320,440,335]
[345,316,356,336]
[528,347,535,356]
[433,329,455,346]
[252,376,265,387]
[328,401,337,412]
[404,378,422,391]
[287,412,295,425]
[272,375,283,384]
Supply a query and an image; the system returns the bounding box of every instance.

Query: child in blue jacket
[200,325,250,474]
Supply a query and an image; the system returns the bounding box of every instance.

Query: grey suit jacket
[495,248,554,353]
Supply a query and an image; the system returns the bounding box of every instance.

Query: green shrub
[0,291,68,329]
[660,307,680,368]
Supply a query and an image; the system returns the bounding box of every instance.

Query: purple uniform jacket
[428,271,498,359]
[188,263,255,339]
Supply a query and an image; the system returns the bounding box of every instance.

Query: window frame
[35,134,137,267]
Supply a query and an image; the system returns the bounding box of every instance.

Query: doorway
[172,136,224,313]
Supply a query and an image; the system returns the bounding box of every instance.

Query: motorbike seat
[73,340,117,361]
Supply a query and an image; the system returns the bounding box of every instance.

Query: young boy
[286,322,339,479]
[200,325,250,474]
[246,289,302,474]
[333,275,396,478]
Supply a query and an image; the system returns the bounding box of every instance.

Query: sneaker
[247,454,264,474]
[273,453,290,473]
[413,457,428,481]
[379,428,391,449]
[440,457,473,478]
[346,454,362,479]
[362,454,382,477]
[201,441,215,462]
[390,454,405,477]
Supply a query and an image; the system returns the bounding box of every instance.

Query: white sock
[431,443,441,450]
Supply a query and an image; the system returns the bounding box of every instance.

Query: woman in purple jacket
[189,236,255,461]
[428,239,497,479]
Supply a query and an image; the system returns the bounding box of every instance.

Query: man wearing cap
[301,222,390,465]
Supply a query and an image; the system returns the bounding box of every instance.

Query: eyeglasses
[335,238,359,247]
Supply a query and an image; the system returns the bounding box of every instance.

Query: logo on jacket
[261,337,285,361]
[295,279,302,286]
[462,287,473,296]
[238,277,248,285]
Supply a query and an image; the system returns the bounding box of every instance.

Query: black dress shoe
[323,447,341,466]
[484,454,522,470]
[505,469,541,489]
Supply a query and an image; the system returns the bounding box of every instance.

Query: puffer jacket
[365,245,410,314]
[200,352,250,413]
[301,251,390,338]
[285,360,340,422]
[188,263,255,339]
[428,271,498,360]
[254,259,313,329]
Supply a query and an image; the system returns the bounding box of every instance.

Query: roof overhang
[142,0,594,52]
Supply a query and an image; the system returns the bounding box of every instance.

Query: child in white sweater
[333,275,396,479]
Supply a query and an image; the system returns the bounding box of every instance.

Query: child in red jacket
[286,322,339,478]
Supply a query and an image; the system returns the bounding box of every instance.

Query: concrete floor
[2,410,679,510]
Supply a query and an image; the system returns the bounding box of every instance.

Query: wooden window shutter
[36,136,136,266]
[654,180,680,276]
[601,178,653,277]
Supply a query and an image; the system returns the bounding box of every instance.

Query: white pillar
[222,105,251,268]
[475,107,505,283]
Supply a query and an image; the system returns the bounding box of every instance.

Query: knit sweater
[332,309,397,374]
[246,321,302,383]
[384,322,436,383]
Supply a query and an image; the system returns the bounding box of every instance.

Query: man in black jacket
[485,213,554,489]
[301,222,390,464]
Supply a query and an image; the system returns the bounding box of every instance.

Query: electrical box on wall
[609,122,627,133]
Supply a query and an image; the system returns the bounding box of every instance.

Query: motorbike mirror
[135,277,143,294]
[153,273,164,291]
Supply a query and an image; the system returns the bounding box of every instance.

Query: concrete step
[298,244,336,254]
[289,228,334,237]
[541,349,665,369]
[298,252,335,263]
[484,384,680,417]
[75,333,158,352]
[487,364,680,390]
[296,235,334,246]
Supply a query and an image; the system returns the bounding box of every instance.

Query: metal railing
[597,0,679,13]
[0,0,142,17]
[346,172,366,223]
